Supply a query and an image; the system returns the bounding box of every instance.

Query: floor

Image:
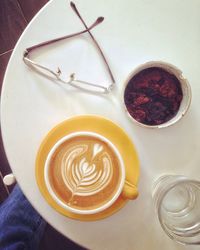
[0,1,85,249]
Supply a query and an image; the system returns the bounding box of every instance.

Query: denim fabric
[0,185,46,250]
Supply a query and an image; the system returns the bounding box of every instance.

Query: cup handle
[122,180,138,200]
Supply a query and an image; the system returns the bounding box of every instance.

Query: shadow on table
[39,223,87,250]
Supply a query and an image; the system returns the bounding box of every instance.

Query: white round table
[1,0,200,249]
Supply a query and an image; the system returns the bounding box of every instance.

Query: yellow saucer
[36,115,140,221]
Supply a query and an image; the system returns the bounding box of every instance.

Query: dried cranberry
[134,96,150,106]
[134,79,149,89]
[160,83,177,98]
[147,102,166,121]
[129,109,146,123]
[149,81,160,92]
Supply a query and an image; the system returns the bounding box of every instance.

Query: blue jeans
[0,185,46,250]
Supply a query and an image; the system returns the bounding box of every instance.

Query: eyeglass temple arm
[70,1,115,86]
[24,17,104,55]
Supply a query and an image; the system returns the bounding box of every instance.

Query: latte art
[61,144,113,199]
[48,134,122,211]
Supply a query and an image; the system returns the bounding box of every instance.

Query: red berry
[134,96,150,106]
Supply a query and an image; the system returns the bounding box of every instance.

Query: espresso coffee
[47,133,122,212]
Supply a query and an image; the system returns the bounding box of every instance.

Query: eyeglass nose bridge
[65,74,112,94]
[23,50,113,94]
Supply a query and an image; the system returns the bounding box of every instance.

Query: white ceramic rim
[122,61,192,129]
[44,131,125,215]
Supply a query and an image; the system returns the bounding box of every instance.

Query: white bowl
[122,61,192,129]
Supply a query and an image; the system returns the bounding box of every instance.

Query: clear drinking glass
[152,175,200,245]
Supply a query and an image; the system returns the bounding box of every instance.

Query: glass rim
[153,175,200,245]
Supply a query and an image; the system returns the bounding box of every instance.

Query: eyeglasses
[23,1,115,94]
